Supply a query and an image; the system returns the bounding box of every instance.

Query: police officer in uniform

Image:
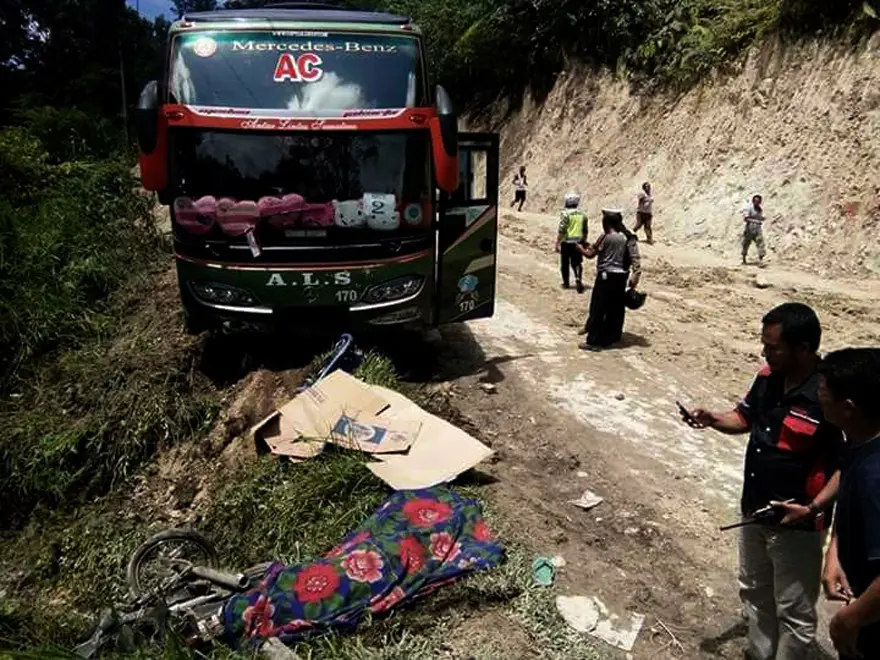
[555,192,588,293]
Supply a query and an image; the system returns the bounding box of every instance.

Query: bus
[135,2,499,334]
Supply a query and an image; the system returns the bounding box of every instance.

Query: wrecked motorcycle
[75,528,269,658]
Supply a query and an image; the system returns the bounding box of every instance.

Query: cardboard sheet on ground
[365,385,494,490]
[251,370,401,458]
[251,371,492,488]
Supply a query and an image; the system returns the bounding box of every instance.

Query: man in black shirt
[816,348,880,658]
[685,302,842,659]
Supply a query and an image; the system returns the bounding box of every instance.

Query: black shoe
[576,281,584,293]
[562,282,570,289]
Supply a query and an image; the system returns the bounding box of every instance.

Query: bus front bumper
[180,279,434,334]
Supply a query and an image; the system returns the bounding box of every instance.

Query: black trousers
[560,242,583,286]
[584,271,628,347]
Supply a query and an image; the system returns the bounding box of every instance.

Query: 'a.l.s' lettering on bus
[273,53,323,83]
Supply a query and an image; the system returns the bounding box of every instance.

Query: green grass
[0,298,219,528]
[0,344,598,659]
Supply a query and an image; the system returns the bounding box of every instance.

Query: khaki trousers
[738,524,824,659]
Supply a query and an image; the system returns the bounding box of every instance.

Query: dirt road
[430,211,880,658]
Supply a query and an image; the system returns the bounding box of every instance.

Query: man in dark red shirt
[685,302,842,659]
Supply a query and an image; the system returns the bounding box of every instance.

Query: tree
[171,0,218,18]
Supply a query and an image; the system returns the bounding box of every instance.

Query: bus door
[435,132,500,324]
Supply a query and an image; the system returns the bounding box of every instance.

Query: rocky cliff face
[486,33,880,277]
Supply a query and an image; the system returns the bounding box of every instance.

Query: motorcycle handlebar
[188,565,250,591]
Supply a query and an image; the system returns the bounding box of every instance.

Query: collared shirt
[835,435,880,653]
[736,365,842,528]
[593,232,642,278]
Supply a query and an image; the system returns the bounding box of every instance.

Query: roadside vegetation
[368,0,878,107]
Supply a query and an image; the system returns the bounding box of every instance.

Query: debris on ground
[614,392,626,401]
[252,370,493,489]
[261,637,301,659]
[555,595,645,652]
[531,557,556,586]
[753,273,770,289]
[556,595,600,633]
[480,382,498,394]
[551,555,567,568]
[569,489,604,511]
[649,618,686,657]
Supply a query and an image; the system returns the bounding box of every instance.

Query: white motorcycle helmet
[564,192,581,208]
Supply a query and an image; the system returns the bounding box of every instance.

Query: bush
[16,106,125,163]
[0,124,162,386]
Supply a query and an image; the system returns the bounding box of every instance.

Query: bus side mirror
[431,85,459,193]
[136,81,160,154]
[136,80,168,192]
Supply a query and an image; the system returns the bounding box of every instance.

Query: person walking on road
[682,302,842,660]
[633,181,654,244]
[511,166,528,212]
[576,209,641,351]
[815,348,880,659]
[555,192,588,293]
[743,194,767,267]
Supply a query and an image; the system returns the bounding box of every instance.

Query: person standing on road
[511,166,528,212]
[555,192,588,293]
[683,302,842,660]
[743,194,767,267]
[815,348,880,659]
[576,209,641,351]
[633,181,654,244]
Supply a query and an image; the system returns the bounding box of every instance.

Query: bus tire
[183,311,207,336]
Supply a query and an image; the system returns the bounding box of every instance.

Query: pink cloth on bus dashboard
[216,198,259,236]
[300,202,335,227]
[173,196,217,235]
[259,194,306,230]
[173,195,353,235]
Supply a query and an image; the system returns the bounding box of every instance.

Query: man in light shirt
[743,194,766,267]
[510,166,527,212]
[633,181,654,244]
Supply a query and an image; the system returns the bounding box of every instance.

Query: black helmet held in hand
[624,288,646,310]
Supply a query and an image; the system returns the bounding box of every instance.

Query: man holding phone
[682,302,842,660]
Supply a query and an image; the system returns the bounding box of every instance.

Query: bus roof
[181,6,412,27]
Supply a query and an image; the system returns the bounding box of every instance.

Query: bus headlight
[361,275,424,305]
[191,281,258,306]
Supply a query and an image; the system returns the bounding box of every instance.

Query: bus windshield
[168,30,424,112]
[169,129,431,237]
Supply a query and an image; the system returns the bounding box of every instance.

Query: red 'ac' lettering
[273,53,324,82]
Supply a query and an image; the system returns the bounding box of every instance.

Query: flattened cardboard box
[329,414,420,454]
[251,370,415,459]
[365,385,494,490]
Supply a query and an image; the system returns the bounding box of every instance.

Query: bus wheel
[183,311,207,336]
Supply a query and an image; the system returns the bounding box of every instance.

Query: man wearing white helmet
[555,192,588,293]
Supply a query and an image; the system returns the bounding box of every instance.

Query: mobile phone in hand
[676,401,697,425]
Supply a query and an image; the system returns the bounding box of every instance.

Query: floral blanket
[221,487,504,647]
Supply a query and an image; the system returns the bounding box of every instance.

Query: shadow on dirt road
[193,322,530,389]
